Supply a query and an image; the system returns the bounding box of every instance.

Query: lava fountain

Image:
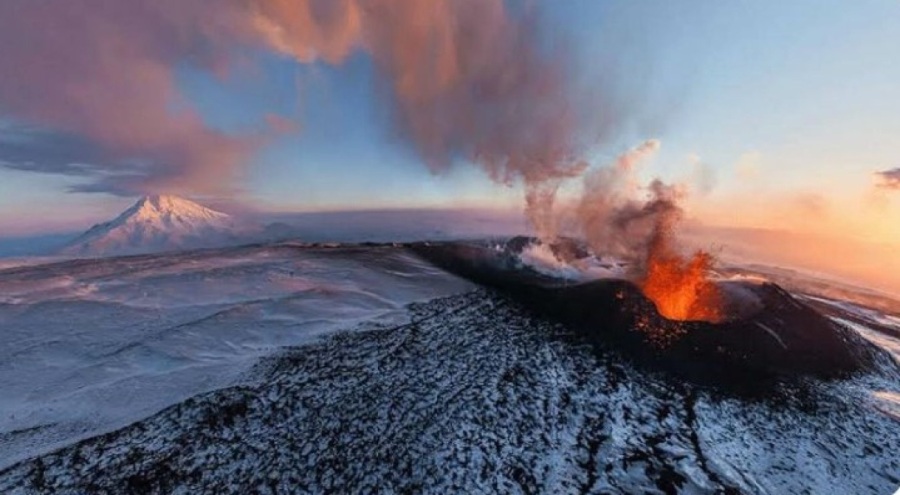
[409,239,884,390]
[640,230,723,323]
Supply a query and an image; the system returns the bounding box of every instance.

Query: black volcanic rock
[409,241,884,390]
[2,290,897,494]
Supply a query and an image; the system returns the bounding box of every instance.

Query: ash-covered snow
[0,243,898,494]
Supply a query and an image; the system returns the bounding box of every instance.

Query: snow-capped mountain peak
[62,195,245,257]
[120,194,231,227]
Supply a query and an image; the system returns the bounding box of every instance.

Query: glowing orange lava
[641,235,723,323]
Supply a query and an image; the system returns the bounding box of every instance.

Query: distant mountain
[61,195,252,257]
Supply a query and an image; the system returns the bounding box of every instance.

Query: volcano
[0,242,897,493]
[410,239,887,391]
[61,195,248,257]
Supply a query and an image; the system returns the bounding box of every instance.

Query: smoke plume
[249,0,592,231]
[0,0,264,195]
[565,140,722,321]
[575,139,665,259]
[0,0,587,205]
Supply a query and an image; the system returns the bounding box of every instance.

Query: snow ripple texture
[0,291,897,494]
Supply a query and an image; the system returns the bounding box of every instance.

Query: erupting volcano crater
[410,238,886,391]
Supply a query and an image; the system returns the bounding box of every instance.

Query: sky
[0,0,899,249]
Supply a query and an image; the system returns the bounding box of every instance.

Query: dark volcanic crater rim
[407,240,894,391]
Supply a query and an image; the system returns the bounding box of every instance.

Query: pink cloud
[0,0,609,237]
[875,168,900,190]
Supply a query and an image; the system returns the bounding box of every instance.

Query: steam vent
[410,238,887,392]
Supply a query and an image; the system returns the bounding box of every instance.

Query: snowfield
[0,243,898,494]
[0,244,471,469]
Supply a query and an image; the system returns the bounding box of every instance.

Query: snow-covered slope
[0,244,472,470]
[0,243,898,493]
[61,195,248,257]
[0,288,898,494]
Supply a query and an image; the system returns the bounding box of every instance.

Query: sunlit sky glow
[1,0,899,245]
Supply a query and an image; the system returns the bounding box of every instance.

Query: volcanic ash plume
[249,0,593,234]
[0,0,265,196]
[575,139,662,257]
[572,141,723,322]
[0,0,588,201]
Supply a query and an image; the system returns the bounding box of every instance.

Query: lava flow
[640,230,723,323]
